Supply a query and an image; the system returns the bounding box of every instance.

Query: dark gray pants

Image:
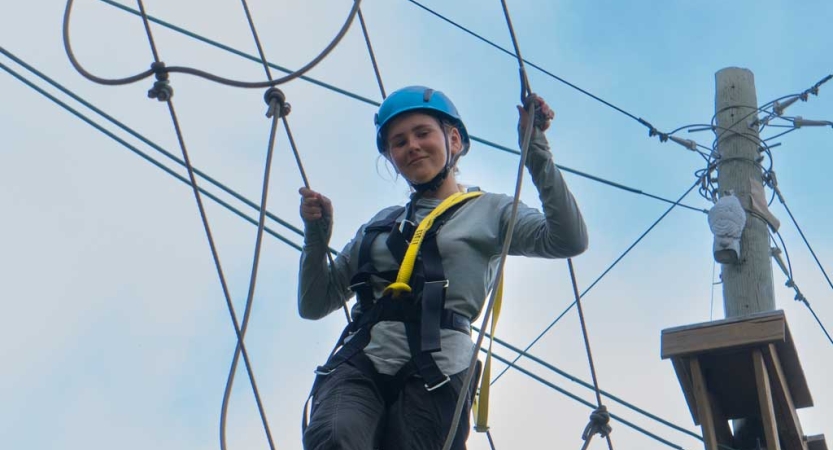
[303,360,473,450]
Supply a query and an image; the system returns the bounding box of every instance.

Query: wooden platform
[661,310,826,450]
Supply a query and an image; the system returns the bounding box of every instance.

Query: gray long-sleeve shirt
[298,128,588,375]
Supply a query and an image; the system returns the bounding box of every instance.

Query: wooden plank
[765,344,807,450]
[709,387,735,447]
[671,356,700,424]
[806,434,828,450]
[778,322,814,409]
[753,349,782,450]
[691,357,719,450]
[662,310,785,359]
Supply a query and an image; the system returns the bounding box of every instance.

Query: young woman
[298,86,588,450]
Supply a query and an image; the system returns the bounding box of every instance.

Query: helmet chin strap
[410,122,457,193]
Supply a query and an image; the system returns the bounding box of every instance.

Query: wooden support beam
[753,349,782,450]
[662,311,785,359]
[691,357,719,450]
[710,388,735,447]
[806,434,828,450]
[765,344,807,450]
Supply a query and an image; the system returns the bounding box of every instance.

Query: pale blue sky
[1,1,831,449]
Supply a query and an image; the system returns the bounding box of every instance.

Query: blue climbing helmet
[374,86,471,155]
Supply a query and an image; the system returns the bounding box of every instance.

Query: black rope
[282,116,352,322]
[239,0,274,81]
[771,233,833,347]
[0,45,330,253]
[803,301,833,346]
[93,1,709,215]
[63,0,363,88]
[4,57,710,447]
[491,179,700,385]
[406,0,643,124]
[1,53,713,446]
[0,58,305,254]
[136,0,160,62]
[777,193,833,291]
[485,430,497,450]
[567,259,614,450]
[498,0,531,101]
[219,91,286,450]
[357,7,386,99]
[162,98,277,450]
[469,135,707,213]
[440,3,541,448]
[486,351,689,450]
[475,326,703,441]
[130,6,278,447]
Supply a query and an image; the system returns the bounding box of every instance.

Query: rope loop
[581,405,613,444]
[147,61,173,101]
[264,87,290,118]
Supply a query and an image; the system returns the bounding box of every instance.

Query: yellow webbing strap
[473,275,503,432]
[383,190,484,297]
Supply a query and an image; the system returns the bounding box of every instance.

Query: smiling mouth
[409,156,428,166]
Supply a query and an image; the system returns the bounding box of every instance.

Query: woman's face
[384,112,462,185]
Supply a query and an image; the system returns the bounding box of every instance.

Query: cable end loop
[581,405,613,444]
[264,87,290,118]
[147,62,173,101]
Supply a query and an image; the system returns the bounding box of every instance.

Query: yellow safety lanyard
[380,189,502,431]
[473,275,502,432]
[382,190,484,297]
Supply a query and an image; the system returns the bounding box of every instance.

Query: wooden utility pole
[715,67,776,447]
[715,67,776,317]
[661,67,827,450]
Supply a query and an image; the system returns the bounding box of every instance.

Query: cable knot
[264,87,290,118]
[581,405,612,447]
[147,62,173,101]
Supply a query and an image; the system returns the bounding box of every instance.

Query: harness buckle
[424,279,449,289]
[424,375,451,392]
[348,281,368,291]
[314,366,335,376]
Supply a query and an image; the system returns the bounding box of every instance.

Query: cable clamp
[264,87,290,118]
[147,62,173,101]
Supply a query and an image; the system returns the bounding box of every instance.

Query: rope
[2,56,710,446]
[220,89,286,450]
[282,105,352,323]
[92,0,709,215]
[357,7,386,99]
[772,173,833,293]
[490,179,700,385]
[468,135,706,213]
[238,0,274,81]
[474,328,703,441]
[63,0,364,88]
[771,230,833,347]
[567,258,614,450]
[0,59,305,252]
[441,2,537,448]
[131,5,278,448]
[485,430,497,450]
[406,0,642,124]
[486,351,689,450]
[162,98,277,450]
[0,45,328,253]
